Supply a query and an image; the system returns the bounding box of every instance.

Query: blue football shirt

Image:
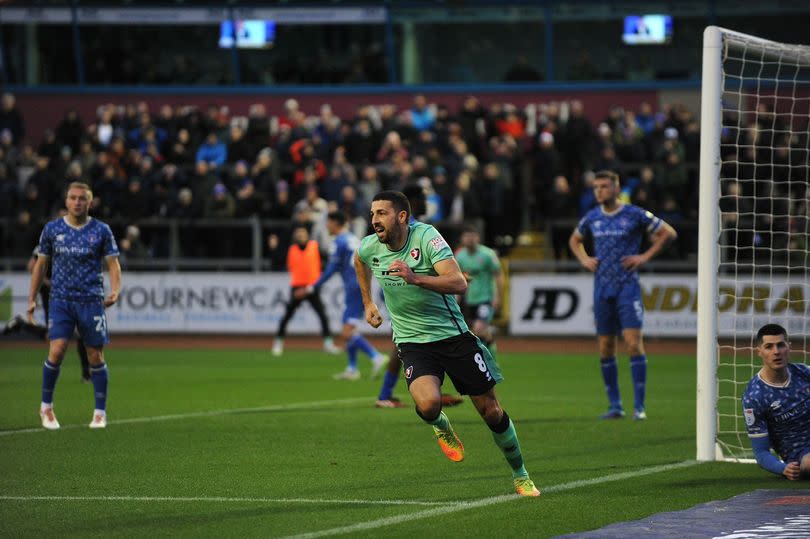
[742,362,810,461]
[576,204,662,291]
[316,230,361,300]
[37,217,119,302]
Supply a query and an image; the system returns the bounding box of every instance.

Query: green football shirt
[455,244,500,305]
[358,222,469,344]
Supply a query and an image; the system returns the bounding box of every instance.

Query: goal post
[697,26,810,462]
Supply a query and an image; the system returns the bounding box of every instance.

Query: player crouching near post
[28,182,121,430]
[743,323,810,480]
[355,191,540,497]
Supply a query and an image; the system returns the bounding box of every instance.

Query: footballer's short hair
[372,190,411,217]
[594,170,620,185]
[327,210,347,225]
[756,323,788,344]
[66,182,93,200]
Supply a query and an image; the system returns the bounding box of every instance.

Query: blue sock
[346,336,360,370]
[90,362,109,411]
[378,371,399,400]
[600,357,622,410]
[42,359,60,405]
[630,355,647,411]
[354,334,378,358]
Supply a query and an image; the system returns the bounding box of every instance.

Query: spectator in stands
[345,118,377,165]
[631,166,659,212]
[0,93,24,144]
[226,124,253,164]
[246,103,270,151]
[446,170,481,224]
[55,109,84,155]
[410,94,435,132]
[118,225,149,264]
[22,182,48,223]
[92,164,124,219]
[532,131,563,220]
[9,210,39,258]
[0,163,19,219]
[548,175,577,259]
[234,178,264,218]
[268,181,294,221]
[124,178,153,221]
[196,132,227,168]
[190,160,218,205]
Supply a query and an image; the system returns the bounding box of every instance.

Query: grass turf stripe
[280,460,701,539]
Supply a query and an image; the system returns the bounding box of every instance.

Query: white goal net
[697,27,810,461]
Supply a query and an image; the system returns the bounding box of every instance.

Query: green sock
[492,419,528,478]
[426,410,451,431]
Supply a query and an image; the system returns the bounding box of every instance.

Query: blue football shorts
[593,281,644,336]
[48,297,110,347]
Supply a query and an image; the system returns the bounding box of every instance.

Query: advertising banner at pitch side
[509,274,808,337]
[0,273,391,335]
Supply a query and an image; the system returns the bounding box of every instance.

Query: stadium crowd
[0,91,804,265]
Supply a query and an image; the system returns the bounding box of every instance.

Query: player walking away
[28,182,122,430]
[568,170,676,420]
[456,225,504,359]
[356,191,540,497]
[374,183,463,409]
[272,225,339,356]
[296,211,387,380]
[743,323,810,480]
[2,246,91,381]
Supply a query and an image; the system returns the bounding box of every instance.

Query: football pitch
[0,343,803,538]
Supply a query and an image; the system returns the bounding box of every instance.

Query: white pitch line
[0,397,371,437]
[280,460,701,539]
[0,495,453,507]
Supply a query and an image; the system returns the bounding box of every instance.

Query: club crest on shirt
[410,248,420,261]
[405,365,413,379]
[87,234,97,243]
[744,408,755,426]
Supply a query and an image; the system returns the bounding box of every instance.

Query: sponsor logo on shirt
[770,400,782,410]
[430,236,447,251]
[372,257,380,267]
[744,408,755,426]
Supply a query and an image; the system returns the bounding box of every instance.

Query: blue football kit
[743,362,810,471]
[37,216,119,346]
[314,230,363,325]
[576,203,662,335]
[577,203,665,417]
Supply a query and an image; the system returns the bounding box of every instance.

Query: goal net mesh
[715,30,810,459]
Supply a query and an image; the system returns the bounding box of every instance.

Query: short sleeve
[638,207,663,234]
[575,215,590,236]
[742,391,769,438]
[422,226,453,265]
[357,236,371,265]
[487,250,500,272]
[37,224,53,257]
[103,224,119,257]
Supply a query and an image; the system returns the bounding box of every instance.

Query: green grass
[0,345,803,538]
